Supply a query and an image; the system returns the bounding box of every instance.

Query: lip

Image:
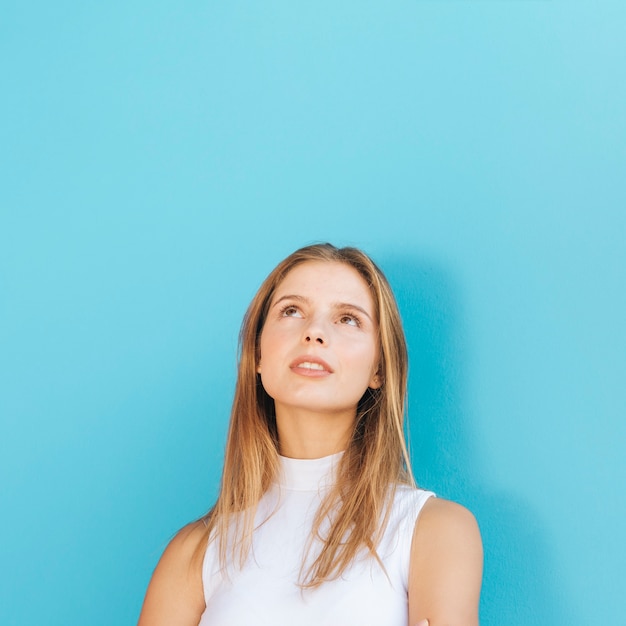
[289,355,334,376]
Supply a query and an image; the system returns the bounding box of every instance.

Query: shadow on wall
[380,254,579,626]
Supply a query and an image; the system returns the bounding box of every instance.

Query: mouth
[289,355,333,376]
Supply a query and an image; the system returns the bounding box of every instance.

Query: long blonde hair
[201,243,414,587]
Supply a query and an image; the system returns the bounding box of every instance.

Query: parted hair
[200,243,414,587]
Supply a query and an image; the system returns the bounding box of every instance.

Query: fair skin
[257,261,382,459]
[138,261,482,626]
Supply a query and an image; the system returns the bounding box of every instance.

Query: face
[258,261,381,421]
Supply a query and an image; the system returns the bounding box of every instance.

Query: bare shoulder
[168,519,208,560]
[416,497,482,544]
[137,520,208,626]
[409,498,483,626]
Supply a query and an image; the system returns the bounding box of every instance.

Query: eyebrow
[271,294,374,322]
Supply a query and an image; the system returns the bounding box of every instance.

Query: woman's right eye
[281,305,301,317]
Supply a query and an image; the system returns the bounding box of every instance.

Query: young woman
[138,244,483,626]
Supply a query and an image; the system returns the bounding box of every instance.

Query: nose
[303,317,327,345]
[305,334,324,344]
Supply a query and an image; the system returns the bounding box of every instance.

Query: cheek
[259,327,277,357]
[257,329,268,372]
[258,326,286,372]
[343,340,378,375]
[347,334,378,359]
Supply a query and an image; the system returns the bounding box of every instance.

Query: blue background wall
[1,2,624,624]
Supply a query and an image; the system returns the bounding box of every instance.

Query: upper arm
[408,498,483,626]
[137,521,207,626]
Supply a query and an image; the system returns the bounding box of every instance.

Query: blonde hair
[201,243,414,587]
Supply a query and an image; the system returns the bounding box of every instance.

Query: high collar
[276,451,344,491]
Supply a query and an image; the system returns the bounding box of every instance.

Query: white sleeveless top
[198,453,434,626]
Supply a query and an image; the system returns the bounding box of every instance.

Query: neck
[274,405,355,459]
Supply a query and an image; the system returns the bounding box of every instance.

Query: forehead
[273,261,374,308]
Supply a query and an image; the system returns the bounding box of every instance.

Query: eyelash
[279,304,301,317]
[339,312,362,327]
[278,304,362,327]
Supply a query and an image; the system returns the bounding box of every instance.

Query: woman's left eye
[339,314,360,327]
